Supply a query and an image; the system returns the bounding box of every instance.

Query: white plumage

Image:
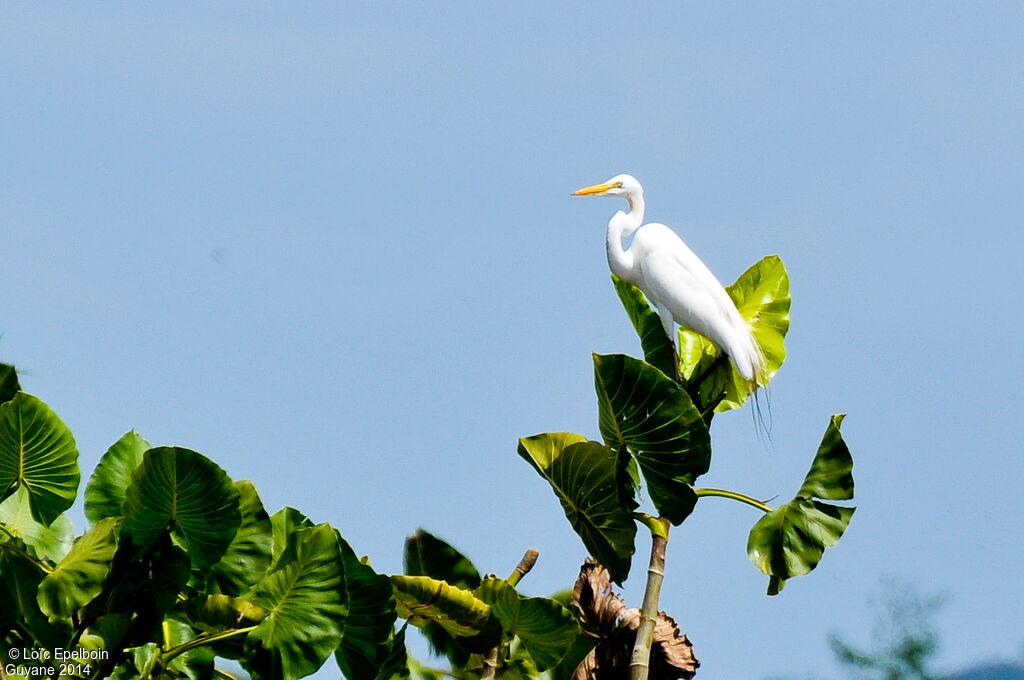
[573,173,765,388]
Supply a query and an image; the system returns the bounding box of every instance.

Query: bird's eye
[613,181,623,188]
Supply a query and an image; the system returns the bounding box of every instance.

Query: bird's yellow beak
[572,181,622,196]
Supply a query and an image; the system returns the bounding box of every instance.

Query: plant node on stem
[630,515,671,680]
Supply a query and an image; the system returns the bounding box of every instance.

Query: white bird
[573,173,765,390]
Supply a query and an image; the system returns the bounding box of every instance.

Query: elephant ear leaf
[121,447,240,569]
[402,530,481,667]
[37,517,120,621]
[747,415,855,595]
[85,431,151,523]
[611,276,676,377]
[0,393,80,525]
[679,255,790,414]
[517,433,636,584]
[244,523,346,680]
[593,353,707,524]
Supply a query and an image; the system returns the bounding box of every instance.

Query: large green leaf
[244,523,346,680]
[374,625,410,680]
[335,533,399,680]
[747,415,855,595]
[37,517,119,621]
[207,481,273,595]
[404,529,480,589]
[517,433,636,583]
[679,255,790,413]
[0,392,80,525]
[475,577,578,672]
[402,529,481,668]
[0,485,74,562]
[121,447,240,569]
[84,430,150,523]
[0,363,19,404]
[270,506,314,561]
[391,574,498,644]
[611,276,676,377]
[593,354,708,524]
[0,548,72,647]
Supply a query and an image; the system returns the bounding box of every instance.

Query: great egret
[573,174,765,390]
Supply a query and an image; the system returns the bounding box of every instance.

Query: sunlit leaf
[391,574,499,647]
[593,354,707,524]
[84,430,150,523]
[121,447,240,569]
[0,392,80,525]
[37,517,119,620]
[517,433,636,583]
[747,415,855,594]
[244,523,346,680]
[0,485,74,562]
[611,276,675,377]
[679,255,790,413]
[207,481,273,595]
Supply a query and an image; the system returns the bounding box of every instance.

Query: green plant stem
[629,515,670,680]
[694,487,774,513]
[0,538,53,573]
[158,626,257,670]
[480,548,540,680]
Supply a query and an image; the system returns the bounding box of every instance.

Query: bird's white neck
[606,193,645,280]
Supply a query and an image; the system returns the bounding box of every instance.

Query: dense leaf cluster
[0,367,580,680]
[519,258,857,594]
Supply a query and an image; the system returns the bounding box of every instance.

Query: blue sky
[3,3,1023,678]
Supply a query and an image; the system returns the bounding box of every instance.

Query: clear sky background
[3,3,1023,679]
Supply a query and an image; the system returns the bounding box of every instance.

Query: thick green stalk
[630,514,670,680]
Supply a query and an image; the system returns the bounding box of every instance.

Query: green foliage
[0,392,80,525]
[475,577,578,671]
[517,433,636,583]
[593,353,708,524]
[0,248,852,680]
[0,377,402,680]
[37,517,119,620]
[0,363,20,404]
[403,529,481,666]
[678,255,791,413]
[206,480,273,595]
[336,532,399,680]
[611,276,676,377]
[0,485,74,562]
[747,415,856,594]
[121,447,241,569]
[245,524,347,679]
[85,430,151,523]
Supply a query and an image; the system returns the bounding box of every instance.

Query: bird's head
[572,173,643,200]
